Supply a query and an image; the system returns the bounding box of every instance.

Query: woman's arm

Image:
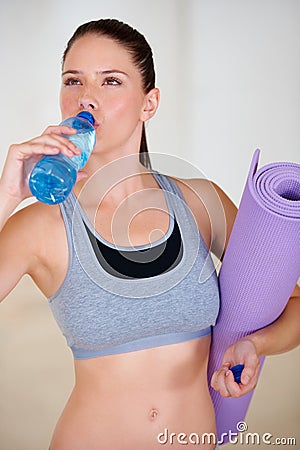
[245,284,300,355]
[173,177,300,384]
[208,181,300,397]
[0,205,38,302]
[0,125,80,302]
[210,284,300,398]
[0,188,21,232]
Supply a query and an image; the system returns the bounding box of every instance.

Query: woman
[0,19,299,450]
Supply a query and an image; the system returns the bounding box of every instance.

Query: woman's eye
[103,77,121,86]
[63,78,81,86]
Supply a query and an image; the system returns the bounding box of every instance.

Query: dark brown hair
[62,18,156,169]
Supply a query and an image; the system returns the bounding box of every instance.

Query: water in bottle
[29,111,96,204]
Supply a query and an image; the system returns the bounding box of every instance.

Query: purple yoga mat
[208,149,300,444]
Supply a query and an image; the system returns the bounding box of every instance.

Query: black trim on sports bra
[84,217,183,279]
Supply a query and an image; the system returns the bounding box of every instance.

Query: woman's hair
[62,18,156,169]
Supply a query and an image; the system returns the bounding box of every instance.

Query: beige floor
[0,276,299,450]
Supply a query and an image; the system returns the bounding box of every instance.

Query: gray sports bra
[48,171,220,359]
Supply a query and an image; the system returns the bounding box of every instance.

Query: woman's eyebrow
[61,69,129,77]
[61,70,82,77]
[99,69,128,77]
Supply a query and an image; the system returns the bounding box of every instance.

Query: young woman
[0,19,299,450]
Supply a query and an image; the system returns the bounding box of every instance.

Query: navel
[148,408,159,421]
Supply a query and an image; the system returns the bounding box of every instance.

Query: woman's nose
[79,89,98,111]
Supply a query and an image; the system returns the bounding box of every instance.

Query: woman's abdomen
[50,336,217,450]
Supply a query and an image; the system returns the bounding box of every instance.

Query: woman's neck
[73,152,154,209]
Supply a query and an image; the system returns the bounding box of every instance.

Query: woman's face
[60,34,156,157]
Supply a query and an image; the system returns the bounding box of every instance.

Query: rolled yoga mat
[208,149,300,444]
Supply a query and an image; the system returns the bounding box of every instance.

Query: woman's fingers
[25,134,81,156]
[211,364,231,397]
[9,137,81,167]
[211,365,242,398]
[1,125,81,202]
[211,360,260,398]
[42,125,77,136]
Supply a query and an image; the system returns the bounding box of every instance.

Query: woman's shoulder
[4,201,65,269]
[0,200,67,299]
[168,175,237,260]
[8,200,62,234]
[166,174,233,218]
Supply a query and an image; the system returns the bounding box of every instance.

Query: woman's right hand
[0,125,81,204]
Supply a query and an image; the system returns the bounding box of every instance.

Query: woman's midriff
[50,335,217,450]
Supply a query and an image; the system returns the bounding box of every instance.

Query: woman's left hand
[210,338,260,398]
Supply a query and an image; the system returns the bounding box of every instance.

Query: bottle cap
[230,364,244,384]
[77,111,95,126]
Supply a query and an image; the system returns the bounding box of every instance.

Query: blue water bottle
[29,111,96,204]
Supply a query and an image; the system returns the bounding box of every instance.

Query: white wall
[184,0,300,201]
[0,1,299,449]
[1,0,299,205]
[0,0,180,190]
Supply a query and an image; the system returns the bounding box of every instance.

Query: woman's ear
[141,88,160,122]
